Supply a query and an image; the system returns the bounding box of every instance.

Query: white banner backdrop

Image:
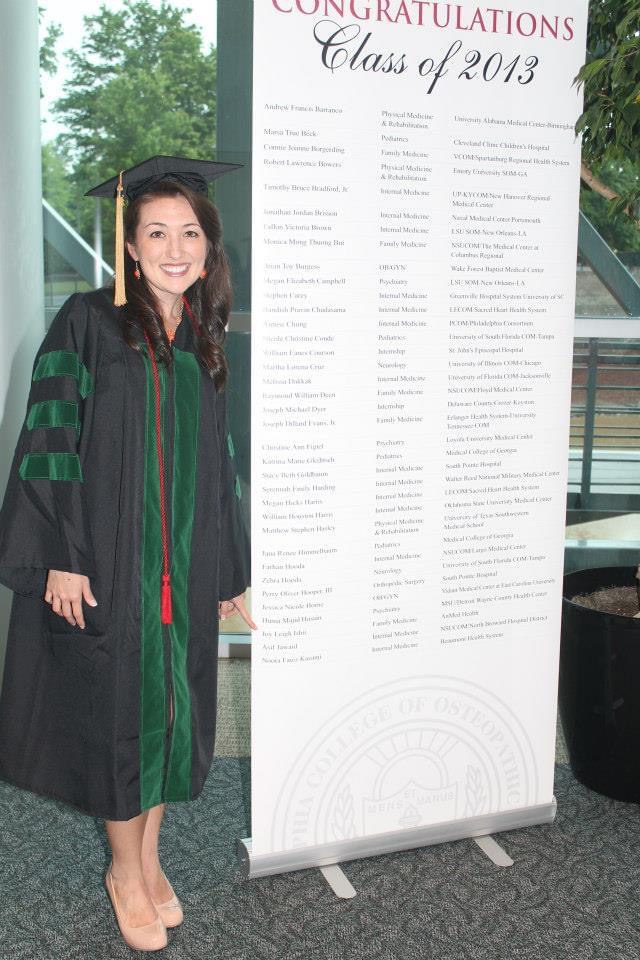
[247,0,588,870]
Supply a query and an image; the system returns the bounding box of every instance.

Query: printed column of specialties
[437,113,576,646]
[257,99,363,668]
[370,106,440,659]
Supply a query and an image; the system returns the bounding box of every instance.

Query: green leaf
[622,102,640,124]
[576,57,609,85]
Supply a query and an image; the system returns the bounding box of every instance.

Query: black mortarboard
[85,155,242,202]
[85,155,242,305]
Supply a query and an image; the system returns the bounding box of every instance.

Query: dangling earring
[134,261,141,280]
[200,268,208,280]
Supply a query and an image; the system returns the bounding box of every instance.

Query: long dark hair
[121,180,231,389]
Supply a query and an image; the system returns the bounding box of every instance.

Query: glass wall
[39,0,219,318]
[568,234,640,570]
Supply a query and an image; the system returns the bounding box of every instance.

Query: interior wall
[0,0,46,684]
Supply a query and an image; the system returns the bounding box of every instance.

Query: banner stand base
[319,864,357,899]
[474,836,514,868]
[236,799,556,880]
[317,837,512,900]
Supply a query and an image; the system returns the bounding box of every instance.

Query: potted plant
[559,566,640,802]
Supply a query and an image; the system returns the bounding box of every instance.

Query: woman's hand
[219,593,257,630]
[44,570,98,629]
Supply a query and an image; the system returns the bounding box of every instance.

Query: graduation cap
[86,156,242,306]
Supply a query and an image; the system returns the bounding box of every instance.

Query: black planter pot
[560,566,640,802]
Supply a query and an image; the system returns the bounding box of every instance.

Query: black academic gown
[0,290,249,820]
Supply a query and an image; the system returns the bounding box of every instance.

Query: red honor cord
[142,298,198,625]
[143,328,172,625]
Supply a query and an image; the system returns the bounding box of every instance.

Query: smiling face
[126,194,208,315]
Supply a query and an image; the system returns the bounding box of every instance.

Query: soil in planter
[571,585,640,618]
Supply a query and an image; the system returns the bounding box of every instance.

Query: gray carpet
[1,761,639,959]
[215,659,251,757]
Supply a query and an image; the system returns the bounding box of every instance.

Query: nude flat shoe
[105,867,168,952]
[152,874,184,928]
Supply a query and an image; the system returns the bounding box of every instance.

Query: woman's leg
[105,812,159,926]
[141,694,174,903]
[141,803,174,903]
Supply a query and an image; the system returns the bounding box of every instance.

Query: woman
[0,156,255,951]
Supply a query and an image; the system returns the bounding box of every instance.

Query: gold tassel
[114,171,127,306]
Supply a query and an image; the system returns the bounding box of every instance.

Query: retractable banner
[246,0,589,874]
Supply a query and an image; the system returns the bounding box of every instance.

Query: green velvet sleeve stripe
[234,475,242,500]
[19,453,83,481]
[26,400,80,433]
[227,432,235,458]
[33,350,94,398]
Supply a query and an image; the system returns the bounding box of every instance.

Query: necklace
[166,299,184,343]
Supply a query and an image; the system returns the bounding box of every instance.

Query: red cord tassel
[161,574,173,625]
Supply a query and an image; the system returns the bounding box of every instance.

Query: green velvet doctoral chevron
[33,350,94,398]
[26,400,79,433]
[19,453,83,481]
[227,432,235,458]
